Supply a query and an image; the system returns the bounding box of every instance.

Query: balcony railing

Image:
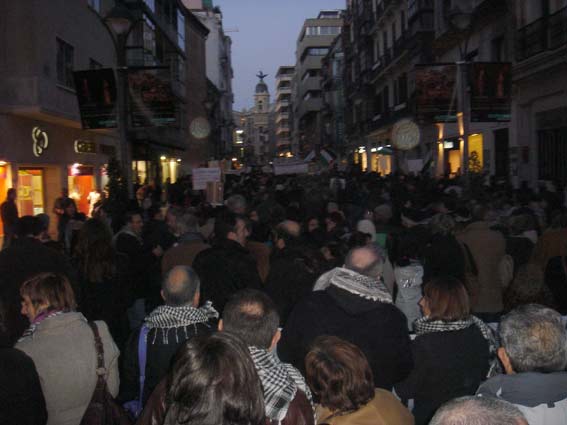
[516,6,567,61]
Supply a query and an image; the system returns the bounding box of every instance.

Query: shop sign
[444,141,454,149]
[415,63,457,123]
[73,69,118,129]
[470,62,512,122]
[32,127,49,157]
[74,140,97,154]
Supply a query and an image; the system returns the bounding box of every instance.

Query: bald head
[279,220,301,238]
[275,220,301,249]
[162,266,200,307]
[430,396,527,425]
[344,245,384,278]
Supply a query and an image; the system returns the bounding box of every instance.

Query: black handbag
[80,321,132,425]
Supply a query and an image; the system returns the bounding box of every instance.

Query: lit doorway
[18,168,45,216]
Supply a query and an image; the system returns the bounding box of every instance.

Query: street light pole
[100,3,136,199]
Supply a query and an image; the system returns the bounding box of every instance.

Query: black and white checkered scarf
[414,315,500,377]
[327,267,393,303]
[249,347,314,422]
[144,302,218,344]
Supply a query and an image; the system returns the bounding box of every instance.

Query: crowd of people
[1,169,567,425]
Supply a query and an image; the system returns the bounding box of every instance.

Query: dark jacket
[0,200,18,233]
[115,231,153,301]
[265,247,319,326]
[278,286,413,390]
[477,372,567,425]
[136,378,313,425]
[422,233,466,284]
[193,239,263,313]
[544,256,567,314]
[118,318,214,405]
[0,347,47,425]
[0,237,75,344]
[395,326,490,425]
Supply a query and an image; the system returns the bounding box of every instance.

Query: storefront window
[17,169,45,216]
[0,163,10,237]
[468,133,484,173]
[68,164,94,216]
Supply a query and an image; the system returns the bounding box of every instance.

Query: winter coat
[193,239,263,313]
[161,233,210,274]
[0,347,47,425]
[422,233,466,284]
[16,312,119,425]
[394,262,424,330]
[278,285,413,390]
[395,326,490,425]
[266,246,319,326]
[315,390,414,425]
[457,221,506,313]
[118,315,213,405]
[477,372,567,425]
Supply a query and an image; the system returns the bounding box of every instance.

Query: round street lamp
[104,3,136,36]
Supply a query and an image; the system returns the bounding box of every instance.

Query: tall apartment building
[344,0,435,174]
[512,1,567,187]
[292,10,343,156]
[275,66,295,156]
[189,1,235,159]
[321,35,346,155]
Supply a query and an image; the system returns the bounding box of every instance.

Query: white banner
[192,167,221,190]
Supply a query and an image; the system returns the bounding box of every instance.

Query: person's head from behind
[226,194,247,215]
[162,266,201,308]
[75,218,114,282]
[125,210,143,235]
[6,188,16,201]
[63,198,76,217]
[498,304,567,375]
[325,211,344,233]
[221,289,280,350]
[344,244,384,280]
[172,211,200,237]
[274,220,301,250]
[16,216,42,239]
[214,211,249,247]
[165,332,265,425]
[305,336,374,413]
[35,213,50,238]
[419,276,470,321]
[429,396,528,425]
[20,273,76,322]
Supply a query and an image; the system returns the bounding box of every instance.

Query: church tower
[254,71,270,113]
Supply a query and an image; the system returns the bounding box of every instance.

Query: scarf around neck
[19,310,66,341]
[144,302,218,344]
[249,347,313,422]
[414,315,500,377]
[316,267,392,304]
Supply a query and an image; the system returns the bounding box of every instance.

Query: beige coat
[16,312,119,425]
[315,389,414,425]
[458,221,506,313]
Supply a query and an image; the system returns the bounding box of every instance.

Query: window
[177,10,186,51]
[56,38,74,88]
[492,36,506,61]
[303,91,321,101]
[88,0,101,13]
[89,58,102,69]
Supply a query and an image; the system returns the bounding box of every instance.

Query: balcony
[516,7,567,61]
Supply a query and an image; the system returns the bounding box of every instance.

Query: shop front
[0,114,118,235]
[439,133,485,177]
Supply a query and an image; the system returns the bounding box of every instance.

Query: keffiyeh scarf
[19,310,66,341]
[144,302,218,344]
[314,267,392,304]
[249,347,313,422]
[414,315,500,377]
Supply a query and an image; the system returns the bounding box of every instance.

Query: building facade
[189,2,235,159]
[0,0,121,237]
[321,35,346,156]
[275,66,295,156]
[292,10,343,156]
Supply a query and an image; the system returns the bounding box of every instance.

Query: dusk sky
[214,0,346,111]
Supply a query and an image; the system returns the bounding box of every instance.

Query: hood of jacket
[478,372,567,407]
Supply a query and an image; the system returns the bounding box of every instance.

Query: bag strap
[137,325,150,403]
[87,321,106,372]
